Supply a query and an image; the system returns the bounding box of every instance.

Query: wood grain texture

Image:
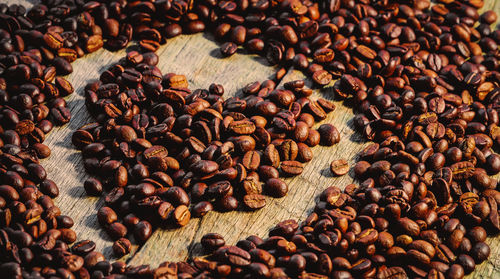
[41,33,278,262]
[4,0,500,277]
[127,66,366,266]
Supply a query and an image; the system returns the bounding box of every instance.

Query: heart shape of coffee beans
[1,0,500,278]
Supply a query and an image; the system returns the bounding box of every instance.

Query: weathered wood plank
[127,66,366,265]
[42,33,277,262]
[4,0,500,278]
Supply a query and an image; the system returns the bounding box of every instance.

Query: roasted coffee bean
[112,238,131,257]
[220,42,237,57]
[201,233,225,252]
[72,240,96,256]
[134,220,153,243]
[317,124,340,146]
[243,194,266,210]
[330,159,349,176]
[97,207,117,225]
[172,205,191,227]
[84,178,103,196]
[312,70,332,85]
[471,242,490,263]
[51,106,71,125]
[266,178,288,198]
[280,160,303,176]
[193,201,214,217]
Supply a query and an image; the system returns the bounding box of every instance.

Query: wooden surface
[6,0,500,277]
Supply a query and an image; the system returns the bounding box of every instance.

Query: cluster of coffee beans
[191,184,499,278]
[0,0,500,277]
[179,0,500,277]
[0,0,237,277]
[73,50,340,255]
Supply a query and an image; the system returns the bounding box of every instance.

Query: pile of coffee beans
[0,0,500,277]
[73,51,339,253]
[190,184,500,278]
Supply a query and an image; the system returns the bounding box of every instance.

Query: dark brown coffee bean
[201,233,225,252]
[297,143,313,162]
[72,240,96,256]
[84,178,103,196]
[242,151,260,171]
[51,106,71,125]
[471,242,490,263]
[134,220,153,243]
[266,178,288,198]
[217,195,239,212]
[220,42,237,57]
[193,201,214,217]
[106,222,127,240]
[317,124,340,146]
[97,207,117,225]
[53,57,73,75]
[312,70,332,85]
[40,179,59,198]
[112,238,132,257]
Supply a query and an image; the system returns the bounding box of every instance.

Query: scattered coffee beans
[74,54,339,247]
[0,0,499,277]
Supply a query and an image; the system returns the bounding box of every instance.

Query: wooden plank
[41,33,278,262]
[4,0,500,278]
[127,66,366,265]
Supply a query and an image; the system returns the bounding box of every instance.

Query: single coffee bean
[134,221,153,243]
[112,238,132,257]
[266,178,288,198]
[220,42,237,57]
[97,207,117,225]
[317,124,340,146]
[172,205,191,227]
[243,194,266,210]
[84,178,103,196]
[201,233,225,252]
[330,159,349,176]
[72,240,96,256]
[280,160,304,176]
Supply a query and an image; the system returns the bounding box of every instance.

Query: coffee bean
[471,242,490,263]
[201,233,225,252]
[242,151,260,171]
[220,42,237,57]
[193,201,214,217]
[85,35,103,53]
[266,178,288,198]
[97,207,117,225]
[312,70,332,86]
[39,179,59,198]
[2,0,499,277]
[243,194,266,210]
[106,222,127,240]
[172,205,190,227]
[280,160,303,176]
[112,238,132,257]
[134,220,153,243]
[317,124,340,146]
[217,195,239,212]
[330,159,349,176]
[72,240,96,256]
[51,106,71,125]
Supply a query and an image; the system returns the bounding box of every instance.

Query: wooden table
[7,0,500,277]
